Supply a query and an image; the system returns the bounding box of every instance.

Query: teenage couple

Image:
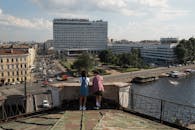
[79,70,104,110]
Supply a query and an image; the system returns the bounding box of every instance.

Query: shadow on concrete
[61,96,119,110]
[15,120,54,126]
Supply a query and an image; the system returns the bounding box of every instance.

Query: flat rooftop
[0,110,178,130]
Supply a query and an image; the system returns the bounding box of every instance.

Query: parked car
[48,78,53,82]
[42,100,50,108]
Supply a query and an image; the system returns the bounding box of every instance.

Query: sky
[0,0,195,42]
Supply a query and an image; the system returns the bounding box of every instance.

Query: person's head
[81,70,87,77]
[93,70,99,76]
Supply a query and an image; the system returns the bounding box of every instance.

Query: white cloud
[0,8,2,14]
[0,11,52,29]
[153,9,190,21]
[136,0,168,8]
[31,0,139,16]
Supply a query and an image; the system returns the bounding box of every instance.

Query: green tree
[99,50,114,63]
[72,52,95,72]
[175,37,195,63]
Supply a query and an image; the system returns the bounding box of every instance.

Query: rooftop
[0,49,28,55]
[0,110,178,130]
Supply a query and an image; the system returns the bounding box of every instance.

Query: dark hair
[81,71,87,77]
[93,70,99,74]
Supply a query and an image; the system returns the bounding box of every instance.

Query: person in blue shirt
[79,71,89,110]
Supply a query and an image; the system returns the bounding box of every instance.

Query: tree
[175,37,195,63]
[72,52,95,72]
[99,50,114,63]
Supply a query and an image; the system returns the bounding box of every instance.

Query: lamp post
[24,77,27,98]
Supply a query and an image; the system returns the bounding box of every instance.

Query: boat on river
[131,76,158,83]
[169,71,186,78]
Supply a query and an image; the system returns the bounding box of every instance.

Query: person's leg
[98,96,102,107]
[83,96,87,110]
[79,96,83,110]
[96,95,99,107]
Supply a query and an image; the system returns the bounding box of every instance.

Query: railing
[0,92,53,121]
[126,88,195,127]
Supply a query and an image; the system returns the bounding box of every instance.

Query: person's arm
[86,77,89,85]
[79,77,82,83]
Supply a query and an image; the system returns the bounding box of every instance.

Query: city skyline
[0,0,195,42]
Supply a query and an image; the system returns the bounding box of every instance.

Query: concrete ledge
[49,82,130,108]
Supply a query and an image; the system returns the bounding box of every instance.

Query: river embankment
[103,64,195,82]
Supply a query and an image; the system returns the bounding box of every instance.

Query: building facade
[0,45,36,84]
[141,38,179,65]
[53,19,107,55]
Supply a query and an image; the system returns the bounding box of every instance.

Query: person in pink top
[92,70,104,109]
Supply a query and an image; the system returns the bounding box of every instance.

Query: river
[132,73,195,107]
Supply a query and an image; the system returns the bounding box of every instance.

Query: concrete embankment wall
[103,64,195,82]
[49,82,130,108]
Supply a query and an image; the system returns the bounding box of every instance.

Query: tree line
[175,37,195,64]
[98,49,147,68]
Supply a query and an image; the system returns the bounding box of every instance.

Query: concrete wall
[49,82,130,108]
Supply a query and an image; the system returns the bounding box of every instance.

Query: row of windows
[0,57,26,63]
[1,71,27,77]
[5,77,27,83]
[0,64,27,70]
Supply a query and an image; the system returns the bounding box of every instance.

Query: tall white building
[53,19,107,55]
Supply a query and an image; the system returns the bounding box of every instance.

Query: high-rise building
[53,19,107,55]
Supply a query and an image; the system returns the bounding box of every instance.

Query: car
[48,78,53,82]
[42,100,50,108]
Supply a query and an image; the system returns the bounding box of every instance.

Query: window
[7,72,10,76]
[0,59,3,63]
[12,58,14,62]
[7,59,9,62]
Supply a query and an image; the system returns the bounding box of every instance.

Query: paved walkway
[51,110,178,130]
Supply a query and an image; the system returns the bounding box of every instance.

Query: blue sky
[0,0,195,42]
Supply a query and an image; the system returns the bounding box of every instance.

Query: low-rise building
[141,38,179,65]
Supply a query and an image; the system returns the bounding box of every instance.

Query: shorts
[94,91,103,96]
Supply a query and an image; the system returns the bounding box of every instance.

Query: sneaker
[79,106,83,110]
[83,106,86,110]
[94,106,100,110]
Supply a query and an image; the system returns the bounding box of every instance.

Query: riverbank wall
[103,64,195,82]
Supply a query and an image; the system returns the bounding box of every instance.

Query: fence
[0,92,53,121]
[125,88,195,127]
